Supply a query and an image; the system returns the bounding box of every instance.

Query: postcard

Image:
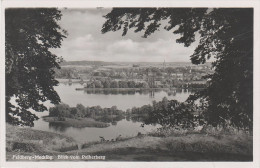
[1,0,259,168]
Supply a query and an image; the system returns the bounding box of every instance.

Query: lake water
[33,83,193,143]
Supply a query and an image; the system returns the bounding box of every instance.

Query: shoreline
[55,78,206,90]
[75,87,172,91]
[42,116,110,128]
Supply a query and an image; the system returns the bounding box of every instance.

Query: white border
[1,0,260,168]
[1,0,260,8]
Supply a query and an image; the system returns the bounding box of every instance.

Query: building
[170,73,183,81]
[163,60,166,70]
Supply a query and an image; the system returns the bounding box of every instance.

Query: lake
[33,83,194,143]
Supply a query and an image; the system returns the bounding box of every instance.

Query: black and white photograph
[1,1,260,167]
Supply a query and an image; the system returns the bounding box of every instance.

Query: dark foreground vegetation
[102,7,253,133]
[6,124,252,161]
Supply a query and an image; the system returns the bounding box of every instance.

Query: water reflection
[149,91,155,98]
[94,115,125,124]
[48,115,148,133]
[46,118,161,143]
[81,88,196,96]
[32,83,194,142]
[51,83,195,111]
[49,122,69,132]
[130,116,146,123]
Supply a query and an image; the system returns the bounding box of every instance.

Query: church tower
[163,59,166,70]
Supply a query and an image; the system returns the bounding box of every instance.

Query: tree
[93,80,103,88]
[76,104,86,117]
[102,79,111,88]
[127,81,136,88]
[118,81,128,88]
[49,103,70,118]
[110,106,118,115]
[102,8,253,131]
[70,107,78,118]
[143,99,194,127]
[142,81,150,88]
[6,8,67,126]
[110,81,119,88]
[87,82,96,88]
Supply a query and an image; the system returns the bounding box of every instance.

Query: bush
[12,142,38,152]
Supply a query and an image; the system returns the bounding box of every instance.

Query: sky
[51,8,200,62]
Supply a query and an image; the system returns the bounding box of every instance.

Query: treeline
[49,97,203,128]
[49,104,125,120]
[86,79,149,89]
[127,97,203,128]
[54,68,79,79]
[126,105,153,116]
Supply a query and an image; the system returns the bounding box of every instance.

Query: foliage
[49,103,125,120]
[86,79,150,88]
[146,98,195,127]
[102,8,253,131]
[54,67,79,79]
[6,8,67,126]
[49,103,70,119]
[128,97,197,128]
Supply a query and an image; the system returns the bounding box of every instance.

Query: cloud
[66,34,94,49]
[108,39,139,52]
[52,8,200,62]
[102,38,197,62]
[54,36,198,62]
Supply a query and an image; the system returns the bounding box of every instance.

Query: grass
[6,124,76,151]
[6,124,78,161]
[74,133,252,161]
[43,116,110,128]
[89,147,252,161]
[164,134,252,156]
[6,123,253,161]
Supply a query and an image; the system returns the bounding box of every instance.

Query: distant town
[55,61,214,89]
